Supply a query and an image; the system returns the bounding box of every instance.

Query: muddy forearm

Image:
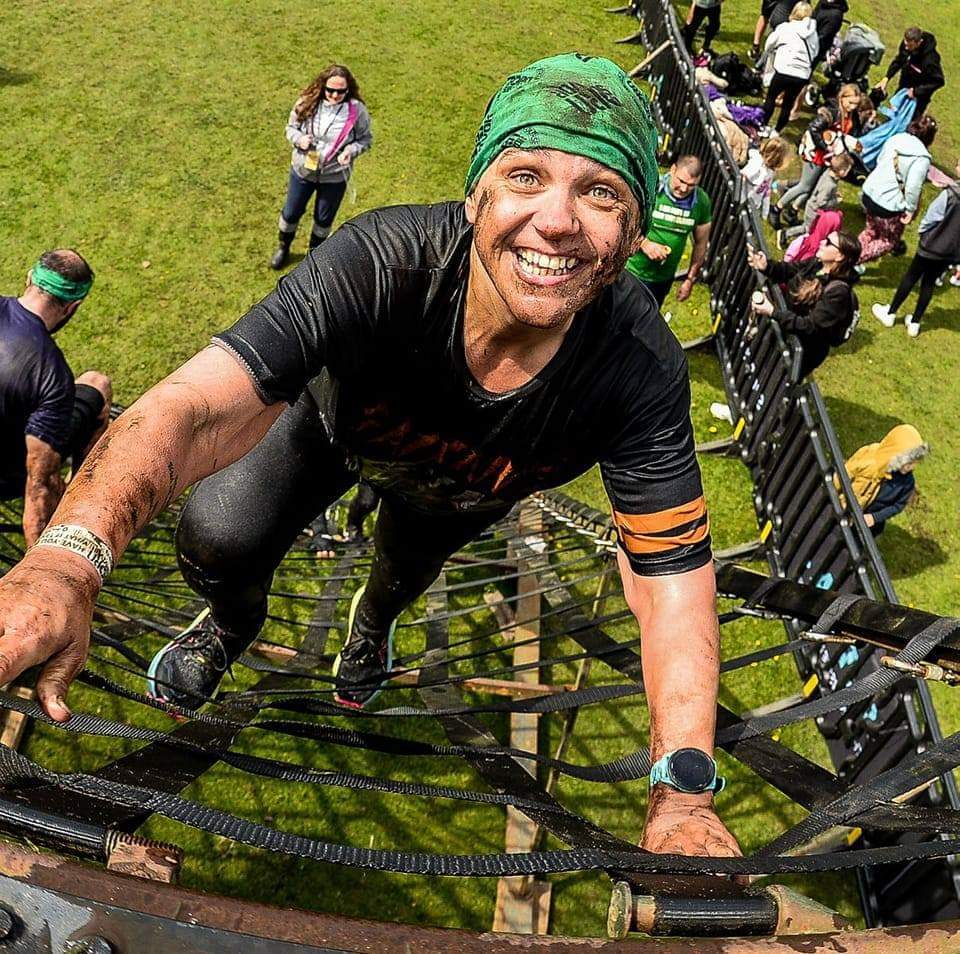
[44,348,281,562]
[22,476,63,547]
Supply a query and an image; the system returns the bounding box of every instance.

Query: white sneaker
[905,315,920,337]
[710,401,734,424]
[854,264,866,276]
[872,303,896,328]
[951,272,960,287]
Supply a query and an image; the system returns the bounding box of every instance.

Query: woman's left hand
[337,151,352,167]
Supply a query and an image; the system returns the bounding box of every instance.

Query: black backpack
[710,53,764,98]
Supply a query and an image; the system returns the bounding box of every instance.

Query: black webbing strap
[759,727,960,857]
[716,615,960,746]
[2,743,960,877]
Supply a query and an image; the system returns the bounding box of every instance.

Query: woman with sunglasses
[270,65,373,269]
[747,229,861,378]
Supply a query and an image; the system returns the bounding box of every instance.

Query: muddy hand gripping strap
[464,53,659,232]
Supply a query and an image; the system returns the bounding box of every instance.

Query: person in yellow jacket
[844,424,928,533]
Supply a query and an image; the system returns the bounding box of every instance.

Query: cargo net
[0,488,959,893]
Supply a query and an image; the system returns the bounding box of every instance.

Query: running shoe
[871,303,896,328]
[147,608,240,709]
[905,315,920,338]
[333,586,396,709]
[950,271,960,288]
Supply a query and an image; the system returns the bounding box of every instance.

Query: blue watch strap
[649,750,725,794]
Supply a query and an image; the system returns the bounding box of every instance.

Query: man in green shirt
[626,155,713,309]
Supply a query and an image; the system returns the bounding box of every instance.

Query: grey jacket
[286,98,373,183]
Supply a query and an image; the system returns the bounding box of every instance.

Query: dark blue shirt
[0,296,74,493]
[865,470,915,526]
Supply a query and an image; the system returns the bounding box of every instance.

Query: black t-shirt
[215,202,710,576]
[0,296,74,495]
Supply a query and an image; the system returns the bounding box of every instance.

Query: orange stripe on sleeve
[613,498,710,555]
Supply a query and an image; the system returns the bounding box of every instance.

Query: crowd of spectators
[665,4,953,537]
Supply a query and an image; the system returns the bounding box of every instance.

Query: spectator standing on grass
[811,0,846,67]
[747,230,860,377]
[681,0,724,55]
[0,251,111,546]
[625,155,712,308]
[270,65,373,270]
[872,157,960,338]
[750,0,795,61]
[857,115,937,265]
[874,27,945,119]
[761,3,819,134]
[844,425,928,535]
[768,83,861,228]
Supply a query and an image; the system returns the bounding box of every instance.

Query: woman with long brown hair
[747,229,861,377]
[270,65,373,269]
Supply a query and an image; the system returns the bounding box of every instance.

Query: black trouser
[763,72,807,132]
[889,253,946,324]
[682,4,721,50]
[900,85,933,118]
[176,393,508,644]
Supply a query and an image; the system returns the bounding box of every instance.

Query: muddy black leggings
[176,392,509,645]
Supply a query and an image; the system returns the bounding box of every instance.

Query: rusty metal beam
[1,842,958,952]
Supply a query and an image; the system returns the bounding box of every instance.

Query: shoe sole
[146,606,211,704]
[333,585,396,709]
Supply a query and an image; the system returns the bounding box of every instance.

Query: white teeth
[515,248,579,277]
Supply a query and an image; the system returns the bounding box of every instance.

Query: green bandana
[464,53,659,231]
[31,261,93,301]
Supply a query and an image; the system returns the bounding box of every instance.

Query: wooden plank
[0,686,35,750]
[250,635,574,698]
[493,503,551,935]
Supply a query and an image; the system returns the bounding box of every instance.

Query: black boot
[270,231,293,270]
[308,231,327,251]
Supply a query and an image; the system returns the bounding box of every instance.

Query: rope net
[0,487,959,923]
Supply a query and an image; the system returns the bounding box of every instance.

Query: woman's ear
[464,189,478,225]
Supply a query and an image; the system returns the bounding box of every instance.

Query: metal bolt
[65,938,114,954]
[0,907,15,941]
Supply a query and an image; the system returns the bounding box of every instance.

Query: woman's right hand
[297,134,312,151]
[746,245,768,272]
[0,546,100,722]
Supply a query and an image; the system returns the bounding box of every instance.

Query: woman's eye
[590,185,617,201]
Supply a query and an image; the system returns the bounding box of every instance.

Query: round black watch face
[669,748,713,790]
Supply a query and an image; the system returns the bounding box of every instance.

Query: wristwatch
[649,748,725,794]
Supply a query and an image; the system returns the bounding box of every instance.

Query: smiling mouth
[513,247,582,279]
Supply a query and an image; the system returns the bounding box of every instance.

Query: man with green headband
[0,55,739,862]
[0,250,112,545]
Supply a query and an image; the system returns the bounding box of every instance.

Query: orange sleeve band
[613,497,710,555]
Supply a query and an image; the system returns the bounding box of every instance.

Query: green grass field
[1,0,958,937]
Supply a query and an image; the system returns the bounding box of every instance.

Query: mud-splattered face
[464,148,642,330]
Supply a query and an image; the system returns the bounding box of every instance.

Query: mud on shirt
[214,202,711,576]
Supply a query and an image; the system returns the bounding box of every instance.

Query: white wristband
[33,524,114,582]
